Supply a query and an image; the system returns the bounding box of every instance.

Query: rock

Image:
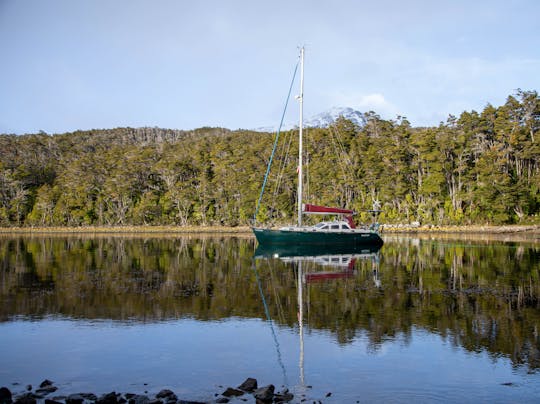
[24,387,31,393]
[156,390,173,398]
[325,392,332,397]
[0,387,12,404]
[156,389,177,402]
[35,386,58,396]
[39,381,54,389]
[237,378,258,392]
[221,387,243,397]
[66,394,85,404]
[45,400,63,404]
[96,392,119,404]
[81,393,98,401]
[125,394,137,400]
[0,391,11,404]
[253,385,274,403]
[148,400,162,404]
[176,401,206,404]
[118,398,127,404]
[216,399,229,404]
[14,393,37,404]
[273,389,294,403]
[128,395,150,404]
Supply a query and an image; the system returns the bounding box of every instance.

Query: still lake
[1,233,539,403]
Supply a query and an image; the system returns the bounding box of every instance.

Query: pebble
[3,377,303,404]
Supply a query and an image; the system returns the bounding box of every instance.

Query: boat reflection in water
[255,243,382,284]
[253,243,383,389]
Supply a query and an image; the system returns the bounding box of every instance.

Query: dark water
[1,234,539,402]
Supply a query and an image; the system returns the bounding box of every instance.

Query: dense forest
[0,90,539,226]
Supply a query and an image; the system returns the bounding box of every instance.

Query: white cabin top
[312,220,352,230]
[280,220,353,232]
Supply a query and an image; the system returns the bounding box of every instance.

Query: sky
[1,0,540,134]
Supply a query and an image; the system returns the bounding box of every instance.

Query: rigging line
[305,127,310,203]
[330,125,354,175]
[272,130,294,204]
[329,125,357,200]
[252,258,289,387]
[328,129,350,187]
[268,257,286,324]
[253,59,300,224]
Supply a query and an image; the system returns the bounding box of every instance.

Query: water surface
[0,234,539,402]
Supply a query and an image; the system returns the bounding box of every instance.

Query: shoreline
[0,377,297,404]
[0,224,538,235]
[380,224,540,234]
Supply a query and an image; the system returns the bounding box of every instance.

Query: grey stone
[273,389,294,403]
[216,398,229,404]
[97,392,118,404]
[0,387,12,404]
[177,401,206,404]
[39,381,54,389]
[237,378,258,392]
[14,393,37,404]
[221,388,243,397]
[35,386,58,396]
[253,385,274,403]
[128,395,150,404]
[66,394,85,404]
[156,390,177,401]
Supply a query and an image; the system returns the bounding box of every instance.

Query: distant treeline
[0,89,539,226]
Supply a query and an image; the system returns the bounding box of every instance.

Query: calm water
[1,233,539,403]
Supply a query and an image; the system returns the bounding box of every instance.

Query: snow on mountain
[253,107,366,132]
[304,107,366,128]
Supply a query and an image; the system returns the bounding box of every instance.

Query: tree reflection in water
[0,234,538,370]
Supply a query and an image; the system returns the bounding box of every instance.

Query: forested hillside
[1,90,539,227]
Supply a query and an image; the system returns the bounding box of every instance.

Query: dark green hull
[255,242,382,258]
[252,227,384,249]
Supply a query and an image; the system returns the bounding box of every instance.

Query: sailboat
[252,47,383,248]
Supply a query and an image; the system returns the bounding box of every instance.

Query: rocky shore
[0,378,311,404]
[0,224,538,235]
[380,223,540,234]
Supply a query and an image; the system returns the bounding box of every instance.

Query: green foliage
[0,90,539,226]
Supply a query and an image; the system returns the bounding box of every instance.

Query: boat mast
[298,261,305,386]
[297,47,305,227]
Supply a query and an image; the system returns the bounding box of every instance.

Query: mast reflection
[254,243,383,389]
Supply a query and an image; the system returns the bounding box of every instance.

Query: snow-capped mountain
[254,107,365,132]
[304,107,366,128]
